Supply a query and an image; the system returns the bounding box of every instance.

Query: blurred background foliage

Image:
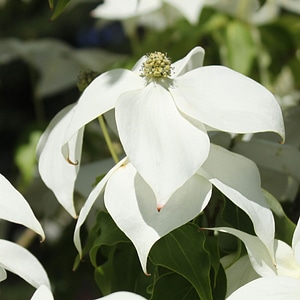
[0,0,300,299]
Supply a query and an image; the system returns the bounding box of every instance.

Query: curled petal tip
[67,157,79,165]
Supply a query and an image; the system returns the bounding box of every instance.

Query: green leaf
[50,0,72,20]
[262,189,296,244]
[149,223,213,300]
[151,272,199,300]
[226,20,256,75]
[94,243,145,296]
[87,212,150,297]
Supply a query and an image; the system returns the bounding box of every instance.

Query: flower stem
[98,115,119,164]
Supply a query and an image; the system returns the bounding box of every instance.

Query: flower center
[141,51,172,78]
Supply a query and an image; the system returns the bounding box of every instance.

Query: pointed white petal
[292,218,300,266]
[73,158,127,256]
[172,46,205,78]
[105,162,212,273]
[31,285,54,300]
[171,66,285,141]
[0,239,50,289]
[94,291,147,300]
[91,0,161,19]
[165,0,205,24]
[62,69,143,158]
[226,277,300,300]
[0,174,44,239]
[210,227,276,277]
[199,144,275,257]
[116,83,209,205]
[37,104,82,217]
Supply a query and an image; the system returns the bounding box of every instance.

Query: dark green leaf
[150,223,213,300]
[151,272,199,300]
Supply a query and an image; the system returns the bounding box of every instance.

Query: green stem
[98,115,119,164]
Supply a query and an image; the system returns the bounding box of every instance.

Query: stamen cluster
[141,51,172,78]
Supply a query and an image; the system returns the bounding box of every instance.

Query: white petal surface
[91,0,161,19]
[37,104,83,217]
[105,162,212,273]
[226,276,300,300]
[211,227,276,277]
[74,158,127,256]
[0,266,7,282]
[172,46,205,77]
[274,239,300,278]
[31,285,54,300]
[95,291,146,300]
[292,218,300,266]
[0,174,44,239]
[165,0,205,24]
[199,144,275,257]
[116,83,209,205]
[171,66,285,141]
[63,69,144,156]
[0,239,50,289]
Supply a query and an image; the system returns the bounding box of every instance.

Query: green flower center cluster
[142,52,172,78]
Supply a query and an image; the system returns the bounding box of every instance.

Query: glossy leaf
[150,223,213,300]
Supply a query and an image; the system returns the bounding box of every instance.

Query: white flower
[212,217,300,299]
[91,0,210,28]
[37,47,284,217]
[74,144,275,274]
[0,174,52,298]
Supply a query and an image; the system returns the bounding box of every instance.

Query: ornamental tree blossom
[91,0,211,28]
[37,46,284,218]
[0,174,52,298]
[211,217,300,299]
[74,144,275,273]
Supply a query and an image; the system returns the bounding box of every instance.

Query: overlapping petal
[171,66,285,140]
[104,162,212,273]
[172,46,205,77]
[0,239,51,289]
[37,104,83,217]
[199,144,275,257]
[74,158,127,256]
[209,227,276,277]
[116,83,209,204]
[226,276,300,299]
[62,69,144,158]
[0,174,44,239]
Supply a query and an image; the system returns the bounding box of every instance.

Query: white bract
[0,173,44,239]
[91,0,211,28]
[212,217,300,299]
[0,174,52,298]
[37,46,284,217]
[74,144,275,273]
